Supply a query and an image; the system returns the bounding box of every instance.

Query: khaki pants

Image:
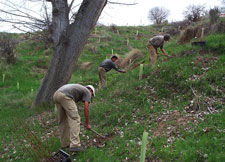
[98,67,107,88]
[53,91,81,148]
[147,43,157,67]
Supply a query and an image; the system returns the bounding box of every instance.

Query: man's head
[164,34,170,41]
[111,55,118,62]
[86,85,95,97]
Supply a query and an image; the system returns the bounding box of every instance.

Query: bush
[0,34,18,64]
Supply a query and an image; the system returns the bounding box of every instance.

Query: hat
[164,34,170,40]
[86,85,95,97]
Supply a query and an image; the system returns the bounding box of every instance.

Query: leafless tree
[209,7,220,24]
[148,7,169,24]
[1,0,138,107]
[183,4,206,22]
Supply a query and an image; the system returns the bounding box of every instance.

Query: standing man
[147,34,171,67]
[98,55,126,88]
[53,84,95,152]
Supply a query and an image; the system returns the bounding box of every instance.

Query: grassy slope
[0,24,224,161]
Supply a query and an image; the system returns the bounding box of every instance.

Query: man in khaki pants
[53,84,95,152]
[98,55,126,88]
[147,34,171,67]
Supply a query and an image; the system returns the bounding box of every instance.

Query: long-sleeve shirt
[99,59,123,72]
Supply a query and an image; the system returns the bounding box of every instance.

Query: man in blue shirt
[98,55,126,88]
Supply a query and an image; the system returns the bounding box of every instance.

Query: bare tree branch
[183,4,206,22]
[108,1,138,5]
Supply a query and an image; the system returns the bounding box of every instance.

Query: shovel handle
[81,123,106,138]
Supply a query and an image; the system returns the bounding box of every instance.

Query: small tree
[183,4,206,22]
[209,7,221,24]
[148,7,169,24]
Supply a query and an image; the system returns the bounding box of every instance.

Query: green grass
[0,25,224,161]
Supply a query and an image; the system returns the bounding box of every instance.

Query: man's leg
[147,43,157,67]
[53,92,70,148]
[98,67,107,88]
[59,95,81,148]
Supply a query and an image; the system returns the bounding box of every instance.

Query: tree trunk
[31,0,107,108]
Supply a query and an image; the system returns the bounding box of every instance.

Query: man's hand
[122,70,126,73]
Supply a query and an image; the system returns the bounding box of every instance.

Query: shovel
[81,123,106,138]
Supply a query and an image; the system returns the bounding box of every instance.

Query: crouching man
[147,34,171,67]
[53,84,95,152]
[98,55,126,88]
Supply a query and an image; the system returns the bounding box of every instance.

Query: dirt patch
[193,56,217,68]
[152,111,197,139]
[85,132,115,148]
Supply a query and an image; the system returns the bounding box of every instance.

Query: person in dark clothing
[98,56,126,88]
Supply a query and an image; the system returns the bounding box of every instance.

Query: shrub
[0,34,18,64]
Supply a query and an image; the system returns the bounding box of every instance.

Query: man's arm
[84,101,91,130]
[160,48,170,57]
[112,62,126,73]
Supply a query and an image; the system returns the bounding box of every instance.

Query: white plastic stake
[139,64,143,80]
[201,28,205,38]
[117,29,120,35]
[112,49,114,55]
[136,30,139,35]
[17,81,19,89]
[127,38,129,45]
[140,131,148,162]
[2,74,5,83]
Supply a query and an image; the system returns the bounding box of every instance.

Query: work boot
[69,146,84,152]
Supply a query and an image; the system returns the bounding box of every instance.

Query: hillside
[0,21,224,161]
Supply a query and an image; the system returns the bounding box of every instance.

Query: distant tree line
[148,2,225,25]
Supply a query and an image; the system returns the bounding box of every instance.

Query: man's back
[100,59,122,72]
[57,84,91,103]
[149,35,164,49]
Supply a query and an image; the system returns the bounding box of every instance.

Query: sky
[99,0,222,26]
[0,0,222,32]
